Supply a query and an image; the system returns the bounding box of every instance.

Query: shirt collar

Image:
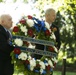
[50,23,52,27]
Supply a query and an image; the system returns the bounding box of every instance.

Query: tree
[34,0,76,59]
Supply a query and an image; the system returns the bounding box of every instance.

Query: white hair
[0,14,11,24]
[45,8,55,15]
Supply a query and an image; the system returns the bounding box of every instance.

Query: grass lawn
[53,71,76,75]
[13,71,76,75]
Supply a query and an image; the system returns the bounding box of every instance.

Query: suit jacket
[0,25,14,60]
[51,24,61,50]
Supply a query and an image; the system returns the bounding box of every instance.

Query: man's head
[0,14,13,29]
[45,8,56,24]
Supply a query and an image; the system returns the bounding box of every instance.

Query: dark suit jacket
[0,25,15,75]
[51,24,61,50]
[0,25,14,60]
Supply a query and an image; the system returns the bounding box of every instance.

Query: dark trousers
[0,58,14,75]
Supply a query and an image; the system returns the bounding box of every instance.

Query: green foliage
[53,71,76,75]
[34,0,76,62]
[59,1,76,58]
[0,0,2,2]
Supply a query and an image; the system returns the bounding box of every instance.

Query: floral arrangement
[11,15,58,75]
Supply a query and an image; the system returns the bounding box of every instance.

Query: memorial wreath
[11,15,58,75]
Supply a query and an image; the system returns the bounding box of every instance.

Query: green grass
[53,71,76,75]
[13,71,76,75]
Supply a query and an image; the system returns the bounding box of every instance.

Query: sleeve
[54,27,61,50]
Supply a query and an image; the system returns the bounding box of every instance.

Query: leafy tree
[59,0,76,59]
[34,0,76,60]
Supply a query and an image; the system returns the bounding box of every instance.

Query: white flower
[17,23,22,26]
[28,43,35,49]
[20,26,27,33]
[39,61,45,69]
[18,52,27,60]
[30,67,34,71]
[52,57,58,63]
[45,63,48,66]
[45,22,50,30]
[25,32,27,35]
[49,29,52,33]
[50,32,56,40]
[37,59,40,62]
[48,60,54,68]
[45,58,48,61]
[30,58,36,71]
[33,19,38,24]
[53,46,58,53]
[14,38,23,46]
[28,55,32,60]
[26,19,34,27]
[40,69,44,74]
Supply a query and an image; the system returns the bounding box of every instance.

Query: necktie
[7,30,12,45]
[7,30,12,40]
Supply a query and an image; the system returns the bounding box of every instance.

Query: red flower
[13,26,19,32]
[35,64,41,69]
[48,46,54,52]
[53,62,56,67]
[46,65,51,71]
[23,41,29,46]
[45,30,51,36]
[28,29,34,37]
[14,48,21,54]
[25,60,30,64]
[19,19,26,24]
[36,64,41,67]
[28,15,33,19]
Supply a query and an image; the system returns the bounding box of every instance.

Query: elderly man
[45,8,61,75]
[45,8,61,50]
[0,14,15,75]
[36,8,61,55]
[35,8,61,75]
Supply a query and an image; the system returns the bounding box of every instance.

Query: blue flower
[44,60,48,64]
[15,54,18,58]
[27,65,30,70]
[50,68,53,72]
[42,70,46,74]
[33,17,45,32]
[34,70,39,73]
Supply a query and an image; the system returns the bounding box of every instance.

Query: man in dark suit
[35,8,61,75]
[45,8,61,75]
[45,8,61,50]
[0,14,15,75]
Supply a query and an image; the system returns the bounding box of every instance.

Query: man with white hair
[35,8,61,75]
[45,8,61,50]
[45,8,61,75]
[0,14,15,75]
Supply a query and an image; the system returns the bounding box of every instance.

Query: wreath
[11,15,58,75]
